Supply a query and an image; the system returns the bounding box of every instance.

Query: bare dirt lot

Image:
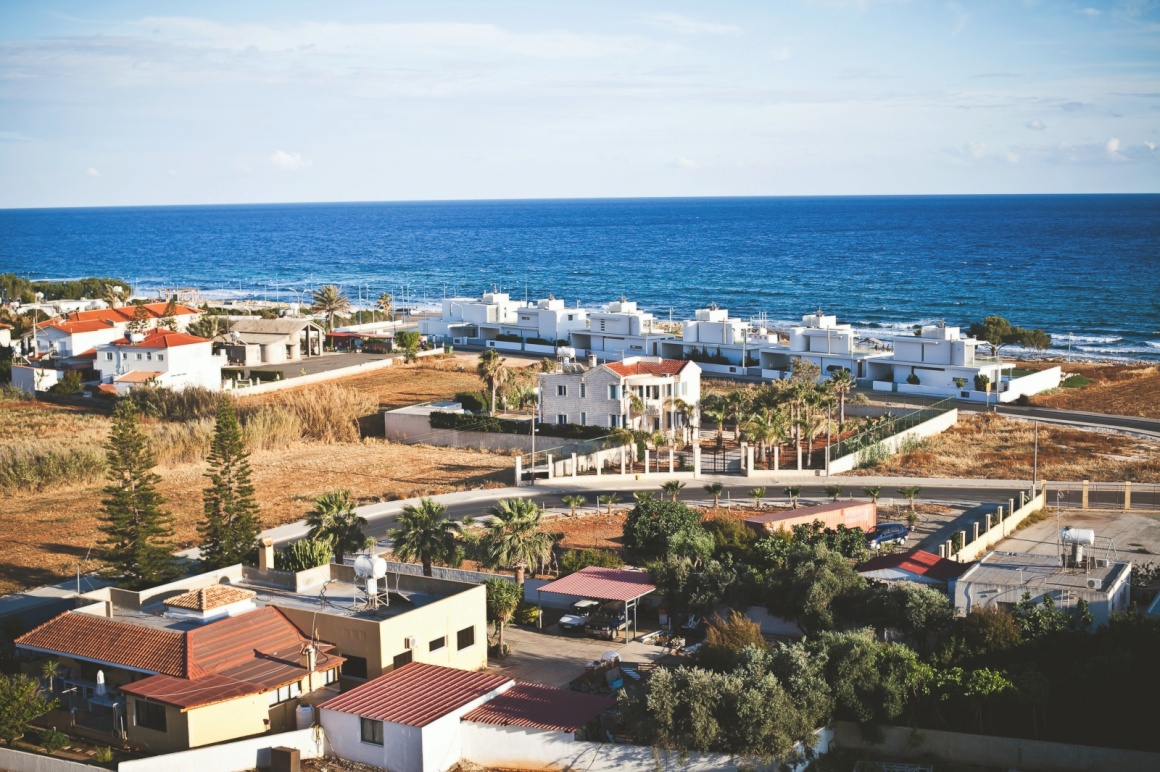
[846,412,1160,483]
[1019,360,1160,419]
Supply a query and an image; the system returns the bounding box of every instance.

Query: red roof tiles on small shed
[461,682,615,733]
[322,663,511,727]
[604,359,690,377]
[857,549,969,582]
[536,567,656,602]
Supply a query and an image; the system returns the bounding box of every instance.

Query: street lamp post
[530,386,540,486]
[290,288,303,316]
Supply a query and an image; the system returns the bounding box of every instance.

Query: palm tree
[703,482,724,508]
[598,493,621,514]
[101,283,123,309]
[306,489,372,564]
[476,349,508,414]
[702,405,726,444]
[899,486,922,511]
[801,413,827,468]
[862,486,882,505]
[627,390,644,431]
[376,292,393,320]
[389,498,459,577]
[725,390,751,441]
[40,659,61,694]
[562,494,586,518]
[749,486,766,509]
[482,498,553,584]
[311,285,351,330]
[784,485,802,509]
[829,369,856,430]
[632,491,655,504]
[661,480,686,502]
[484,578,522,658]
[824,484,843,502]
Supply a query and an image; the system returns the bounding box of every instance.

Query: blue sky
[1,1,1157,207]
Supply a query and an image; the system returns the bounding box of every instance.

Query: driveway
[484,625,670,687]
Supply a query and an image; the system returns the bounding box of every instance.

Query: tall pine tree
[99,401,178,588]
[198,397,261,569]
[159,296,179,331]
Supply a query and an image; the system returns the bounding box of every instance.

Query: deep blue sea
[2,195,1159,361]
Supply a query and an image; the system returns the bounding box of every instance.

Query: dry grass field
[0,359,513,596]
[1021,360,1160,419]
[845,412,1160,483]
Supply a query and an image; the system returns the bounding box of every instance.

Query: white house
[659,304,779,376]
[951,550,1132,628]
[94,328,224,394]
[568,298,673,360]
[320,663,514,772]
[477,295,588,352]
[759,311,890,381]
[538,355,700,435]
[217,318,325,365]
[420,292,523,343]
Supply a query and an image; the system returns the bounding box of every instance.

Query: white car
[558,599,601,632]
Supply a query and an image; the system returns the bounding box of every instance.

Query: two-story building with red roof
[92,327,224,395]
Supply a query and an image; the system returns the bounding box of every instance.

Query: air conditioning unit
[1095,559,1109,568]
[1086,578,1103,590]
[405,635,418,650]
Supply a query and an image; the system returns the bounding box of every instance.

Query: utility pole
[1032,420,1039,496]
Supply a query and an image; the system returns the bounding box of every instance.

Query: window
[557,414,567,425]
[609,415,622,428]
[105,352,113,361]
[157,354,164,361]
[343,655,368,680]
[579,383,587,399]
[135,700,167,732]
[267,681,303,705]
[599,320,606,331]
[393,650,413,670]
[135,353,142,360]
[360,717,384,746]
[556,384,567,397]
[608,385,620,400]
[322,668,337,685]
[457,625,476,650]
[146,352,152,361]
[429,636,446,652]
[580,412,587,426]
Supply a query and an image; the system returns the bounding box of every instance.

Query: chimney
[258,537,275,572]
[587,353,597,368]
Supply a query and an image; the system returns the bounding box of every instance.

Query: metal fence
[829,397,957,462]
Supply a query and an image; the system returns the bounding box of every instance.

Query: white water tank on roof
[354,554,374,578]
[295,704,313,730]
[1061,527,1096,545]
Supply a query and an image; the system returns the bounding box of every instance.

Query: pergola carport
[535,567,656,643]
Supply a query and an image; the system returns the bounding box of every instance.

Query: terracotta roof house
[537,355,700,438]
[94,327,224,395]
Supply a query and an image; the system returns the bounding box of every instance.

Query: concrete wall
[118,727,328,772]
[229,355,396,396]
[827,407,958,475]
[0,748,104,772]
[948,490,1045,562]
[462,724,833,772]
[186,691,270,747]
[1004,366,1063,400]
[125,698,190,753]
[832,721,1160,772]
[11,365,60,393]
[383,411,604,457]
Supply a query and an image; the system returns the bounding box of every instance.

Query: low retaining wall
[0,748,103,772]
[229,356,396,396]
[118,727,328,772]
[947,489,1046,562]
[833,721,1159,772]
[827,408,958,475]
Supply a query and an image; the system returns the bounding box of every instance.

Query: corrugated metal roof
[118,673,263,710]
[321,663,511,727]
[461,682,614,733]
[744,500,873,526]
[15,613,188,677]
[857,549,968,581]
[186,606,309,676]
[536,567,656,602]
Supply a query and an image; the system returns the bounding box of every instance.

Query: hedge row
[429,411,608,439]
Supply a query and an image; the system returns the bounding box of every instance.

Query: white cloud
[1006,150,1019,164]
[269,150,307,171]
[85,167,100,176]
[1106,137,1122,158]
[1146,141,1157,151]
[1026,119,1046,130]
[968,141,987,158]
[644,14,742,36]
[1079,7,1102,17]
[676,157,699,169]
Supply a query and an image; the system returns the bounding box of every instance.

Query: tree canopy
[968,315,1051,356]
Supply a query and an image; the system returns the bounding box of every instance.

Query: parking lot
[483,623,674,687]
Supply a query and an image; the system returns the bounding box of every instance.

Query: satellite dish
[354,555,374,578]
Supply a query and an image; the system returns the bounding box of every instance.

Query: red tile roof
[744,500,873,526]
[604,358,690,378]
[164,586,256,611]
[857,549,969,582]
[15,613,188,677]
[41,319,118,334]
[322,663,511,727]
[536,567,656,603]
[461,682,614,733]
[118,673,263,711]
[110,328,210,349]
[114,370,162,384]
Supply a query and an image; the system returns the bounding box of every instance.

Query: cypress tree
[160,297,179,331]
[198,397,261,569]
[99,401,178,588]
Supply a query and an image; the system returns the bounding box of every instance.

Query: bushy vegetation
[281,385,376,443]
[1061,374,1092,388]
[559,548,624,575]
[0,273,130,303]
[128,385,220,422]
[276,538,334,571]
[428,410,609,440]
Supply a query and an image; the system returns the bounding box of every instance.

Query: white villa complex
[569,298,671,359]
[94,328,225,395]
[537,355,700,436]
[760,311,891,380]
[658,304,779,376]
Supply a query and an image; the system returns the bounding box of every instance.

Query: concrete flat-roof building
[952,550,1132,627]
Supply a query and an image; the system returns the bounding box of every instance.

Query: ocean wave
[1148,341,1160,350]
[1050,333,1123,344]
[1075,344,1160,356]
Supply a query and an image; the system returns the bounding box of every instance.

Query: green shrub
[974,373,990,391]
[47,371,83,395]
[1061,374,1091,389]
[454,391,488,413]
[560,548,624,575]
[275,538,334,572]
[38,728,70,752]
[906,372,921,386]
[428,411,607,440]
[94,746,114,763]
[514,602,541,626]
[495,333,522,343]
[0,384,32,401]
[953,377,968,389]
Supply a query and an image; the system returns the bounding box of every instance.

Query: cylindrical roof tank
[1061,527,1096,545]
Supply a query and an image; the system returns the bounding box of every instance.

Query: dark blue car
[865,522,910,549]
